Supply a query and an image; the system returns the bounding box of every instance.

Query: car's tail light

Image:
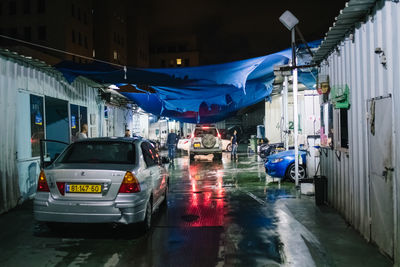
[56,182,65,196]
[191,133,195,138]
[217,133,221,138]
[37,170,49,192]
[118,171,141,193]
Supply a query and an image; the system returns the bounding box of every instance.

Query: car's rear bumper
[190,148,222,154]
[33,193,147,224]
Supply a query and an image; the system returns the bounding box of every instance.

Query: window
[141,142,157,167]
[78,32,81,45]
[23,0,30,14]
[161,59,165,67]
[71,3,74,17]
[9,1,16,15]
[335,108,349,149]
[57,141,135,164]
[30,94,44,157]
[38,26,46,40]
[113,50,118,60]
[77,7,80,21]
[71,30,75,43]
[83,12,87,24]
[37,0,45,13]
[24,27,31,41]
[320,102,333,148]
[176,58,182,65]
[84,36,87,48]
[0,2,3,15]
[92,49,95,57]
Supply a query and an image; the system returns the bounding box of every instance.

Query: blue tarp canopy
[55,41,319,123]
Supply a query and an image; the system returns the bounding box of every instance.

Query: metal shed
[313,0,399,263]
[0,49,133,214]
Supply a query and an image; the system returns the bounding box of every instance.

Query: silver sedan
[34,137,169,230]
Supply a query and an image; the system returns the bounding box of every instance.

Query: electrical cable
[0,34,125,68]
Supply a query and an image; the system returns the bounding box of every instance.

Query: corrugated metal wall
[0,54,132,213]
[0,58,20,213]
[318,0,400,261]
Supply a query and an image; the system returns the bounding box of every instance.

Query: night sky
[144,0,348,64]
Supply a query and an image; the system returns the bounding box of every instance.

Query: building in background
[0,0,93,64]
[126,1,149,68]
[150,34,199,68]
[93,0,127,65]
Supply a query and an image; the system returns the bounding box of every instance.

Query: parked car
[221,139,232,152]
[189,125,222,161]
[264,149,307,181]
[181,137,231,152]
[34,137,169,231]
[177,137,190,152]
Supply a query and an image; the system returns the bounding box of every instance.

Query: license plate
[66,184,102,193]
[194,143,201,148]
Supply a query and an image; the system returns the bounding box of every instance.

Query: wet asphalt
[0,149,393,267]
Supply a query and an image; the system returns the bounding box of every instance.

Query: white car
[222,139,232,152]
[34,137,169,231]
[177,138,190,152]
[189,125,223,161]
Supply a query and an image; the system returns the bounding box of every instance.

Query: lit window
[176,58,182,65]
[113,51,118,60]
[92,49,95,58]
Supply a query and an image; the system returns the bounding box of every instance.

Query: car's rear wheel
[161,183,168,209]
[285,163,306,182]
[226,144,232,152]
[140,198,152,231]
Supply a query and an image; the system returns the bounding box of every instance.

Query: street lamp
[279,10,300,189]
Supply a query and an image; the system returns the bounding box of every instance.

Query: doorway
[367,95,394,258]
[45,97,69,158]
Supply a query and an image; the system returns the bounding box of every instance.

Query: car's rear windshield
[194,128,217,137]
[57,141,135,164]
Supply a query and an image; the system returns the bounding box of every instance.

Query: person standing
[230,130,238,160]
[167,129,178,163]
[75,124,88,140]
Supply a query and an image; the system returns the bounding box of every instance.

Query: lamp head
[279,10,299,31]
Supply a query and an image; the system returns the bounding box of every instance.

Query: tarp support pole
[283,75,289,150]
[292,27,300,189]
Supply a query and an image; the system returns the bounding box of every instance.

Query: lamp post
[279,10,300,189]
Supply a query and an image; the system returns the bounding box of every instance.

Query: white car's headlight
[271,158,283,163]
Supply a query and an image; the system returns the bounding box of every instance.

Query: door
[141,142,162,202]
[367,96,394,258]
[45,97,69,159]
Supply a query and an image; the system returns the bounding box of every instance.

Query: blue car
[264,150,307,181]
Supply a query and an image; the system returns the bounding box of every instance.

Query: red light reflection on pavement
[184,162,225,227]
